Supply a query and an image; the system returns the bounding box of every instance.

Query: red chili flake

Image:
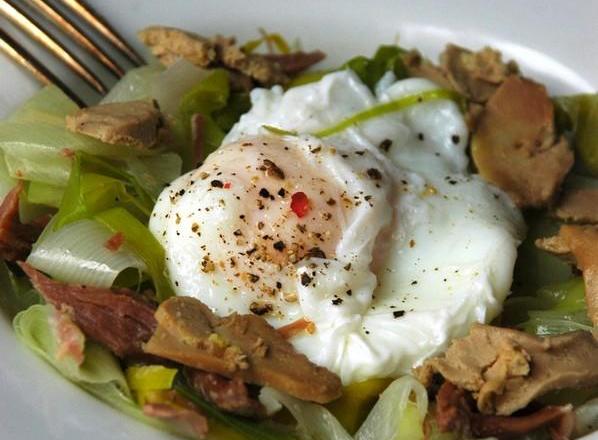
[104,232,125,252]
[223,182,232,189]
[291,192,310,218]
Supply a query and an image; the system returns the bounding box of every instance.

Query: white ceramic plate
[0,1,597,438]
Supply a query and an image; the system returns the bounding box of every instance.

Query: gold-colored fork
[0,0,144,106]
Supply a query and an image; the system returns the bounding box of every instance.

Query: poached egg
[150,70,524,384]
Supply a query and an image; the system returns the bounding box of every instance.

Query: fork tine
[61,0,144,66]
[0,28,84,107]
[1,0,108,94]
[30,0,126,78]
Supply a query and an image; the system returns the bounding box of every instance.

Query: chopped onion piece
[27,219,146,288]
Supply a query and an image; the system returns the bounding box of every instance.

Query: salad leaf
[174,376,298,440]
[13,304,188,437]
[27,219,146,288]
[8,85,78,124]
[342,45,408,91]
[0,261,41,319]
[554,94,598,175]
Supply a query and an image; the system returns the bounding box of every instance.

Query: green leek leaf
[313,89,460,138]
[554,94,598,175]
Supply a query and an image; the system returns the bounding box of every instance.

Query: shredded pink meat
[263,50,326,75]
[436,382,574,440]
[143,403,209,439]
[20,262,157,358]
[188,369,265,418]
[0,183,47,261]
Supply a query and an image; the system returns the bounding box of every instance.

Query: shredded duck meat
[20,262,157,358]
[0,183,47,261]
[435,381,574,440]
[187,369,265,418]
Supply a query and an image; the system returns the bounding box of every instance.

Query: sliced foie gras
[416,324,598,416]
[471,76,573,208]
[554,188,598,224]
[143,296,342,404]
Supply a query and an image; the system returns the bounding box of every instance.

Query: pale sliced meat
[144,296,342,404]
[66,100,163,149]
[138,26,216,67]
[471,76,574,208]
[417,324,598,416]
[555,188,598,224]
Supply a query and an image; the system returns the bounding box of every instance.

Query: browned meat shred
[417,324,598,416]
[262,50,326,75]
[20,262,157,358]
[0,183,47,261]
[144,296,342,403]
[138,26,325,87]
[536,225,598,325]
[187,369,266,418]
[435,381,574,440]
[66,100,164,150]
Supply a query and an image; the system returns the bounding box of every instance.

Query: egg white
[151,70,525,384]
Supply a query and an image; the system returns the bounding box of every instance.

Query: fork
[0,0,144,106]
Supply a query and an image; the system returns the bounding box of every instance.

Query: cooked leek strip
[125,153,182,198]
[354,375,428,440]
[262,125,298,136]
[313,89,460,138]
[261,387,351,440]
[94,208,174,301]
[0,151,16,201]
[126,365,178,392]
[25,181,64,208]
[27,219,146,288]
[8,85,77,124]
[101,65,164,104]
[53,154,154,230]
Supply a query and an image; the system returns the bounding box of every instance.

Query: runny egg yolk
[191,137,348,301]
